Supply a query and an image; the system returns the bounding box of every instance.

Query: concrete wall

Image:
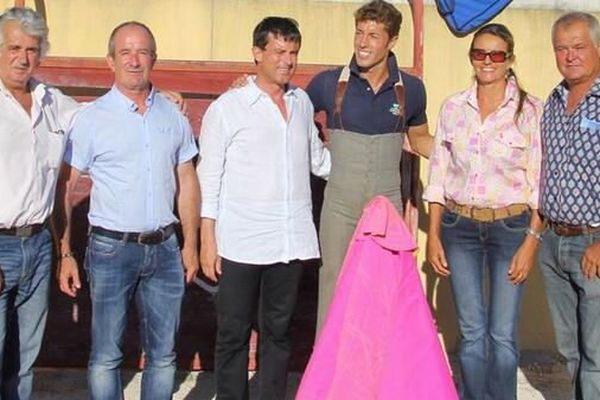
[6,0,600,352]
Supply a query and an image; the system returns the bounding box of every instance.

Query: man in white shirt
[197,16,330,400]
[0,7,80,399]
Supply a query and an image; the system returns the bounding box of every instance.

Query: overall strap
[333,66,351,131]
[393,72,406,132]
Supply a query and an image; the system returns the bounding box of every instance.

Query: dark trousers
[215,258,303,400]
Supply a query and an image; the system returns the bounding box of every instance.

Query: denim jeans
[215,258,303,400]
[441,210,528,400]
[0,229,52,400]
[539,229,600,400]
[85,233,184,400]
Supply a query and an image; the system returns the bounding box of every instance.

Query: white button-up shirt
[0,78,81,228]
[198,77,330,264]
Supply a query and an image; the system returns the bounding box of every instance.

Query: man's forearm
[53,163,78,256]
[176,163,200,249]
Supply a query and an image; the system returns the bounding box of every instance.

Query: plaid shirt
[424,77,543,209]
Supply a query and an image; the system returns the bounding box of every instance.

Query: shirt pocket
[46,130,66,169]
[491,125,528,168]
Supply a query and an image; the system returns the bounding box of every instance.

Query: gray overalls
[317,66,406,331]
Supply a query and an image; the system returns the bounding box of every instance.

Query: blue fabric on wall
[435,0,513,37]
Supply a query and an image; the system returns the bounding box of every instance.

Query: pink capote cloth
[296,196,458,400]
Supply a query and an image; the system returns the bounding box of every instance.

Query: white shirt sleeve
[198,101,230,219]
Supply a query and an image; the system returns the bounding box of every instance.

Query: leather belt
[446,200,529,223]
[90,224,176,245]
[0,221,48,237]
[547,220,600,237]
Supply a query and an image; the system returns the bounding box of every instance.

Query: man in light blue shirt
[55,21,199,400]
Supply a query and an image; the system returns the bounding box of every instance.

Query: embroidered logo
[389,103,400,116]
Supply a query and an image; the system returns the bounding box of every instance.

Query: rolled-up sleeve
[423,101,451,205]
[524,99,544,209]
[308,102,330,179]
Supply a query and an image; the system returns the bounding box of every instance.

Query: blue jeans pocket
[162,235,180,253]
[499,211,530,232]
[89,235,121,257]
[441,209,461,227]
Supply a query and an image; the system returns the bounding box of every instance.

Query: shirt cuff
[422,186,446,204]
[178,147,199,165]
[527,193,539,210]
[66,157,88,173]
[201,202,218,219]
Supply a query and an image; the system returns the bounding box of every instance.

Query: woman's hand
[508,236,539,284]
[427,234,450,277]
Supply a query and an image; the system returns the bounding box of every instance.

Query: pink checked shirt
[424,78,543,209]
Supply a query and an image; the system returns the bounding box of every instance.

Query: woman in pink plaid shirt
[424,24,544,400]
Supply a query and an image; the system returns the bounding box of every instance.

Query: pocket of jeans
[89,235,120,257]
[499,211,530,232]
[162,235,180,252]
[441,210,461,227]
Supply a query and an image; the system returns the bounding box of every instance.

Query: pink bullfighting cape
[297,196,457,400]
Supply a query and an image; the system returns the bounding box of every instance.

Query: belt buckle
[15,226,34,237]
[137,228,164,245]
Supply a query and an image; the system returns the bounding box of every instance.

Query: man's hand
[58,256,81,298]
[229,74,250,89]
[508,237,539,284]
[181,245,199,284]
[426,234,450,277]
[200,236,221,282]
[160,90,188,115]
[582,240,600,280]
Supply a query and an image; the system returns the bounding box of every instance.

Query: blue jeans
[0,229,52,400]
[441,210,528,400]
[539,229,600,400]
[85,233,184,400]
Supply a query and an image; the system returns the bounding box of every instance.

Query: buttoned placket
[144,100,157,231]
[467,101,484,205]
[282,93,293,261]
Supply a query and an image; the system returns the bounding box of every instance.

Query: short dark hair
[252,16,301,50]
[108,21,156,58]
[354,0,402,38]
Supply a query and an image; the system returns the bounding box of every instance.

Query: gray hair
[0,7,49,57]
[552,11,600,46]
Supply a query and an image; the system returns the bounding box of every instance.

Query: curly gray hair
[0,7,49,57]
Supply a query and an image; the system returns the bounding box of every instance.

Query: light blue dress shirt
[65,86,198,232]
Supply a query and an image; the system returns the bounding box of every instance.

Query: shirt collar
[0,76,48,103]
[465,76,520,110]
[348,51,400,88]
[109,84,156,112]
[242,75,298,106]
[552,75,600,102]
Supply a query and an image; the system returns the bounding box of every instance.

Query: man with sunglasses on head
[538,11,600,399]
[307,0,432,332]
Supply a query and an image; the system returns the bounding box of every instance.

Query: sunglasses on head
[469,49,512,63]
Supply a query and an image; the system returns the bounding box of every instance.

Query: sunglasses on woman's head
[469,49,512,63]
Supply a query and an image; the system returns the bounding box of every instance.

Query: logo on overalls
[389,103,401,116]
